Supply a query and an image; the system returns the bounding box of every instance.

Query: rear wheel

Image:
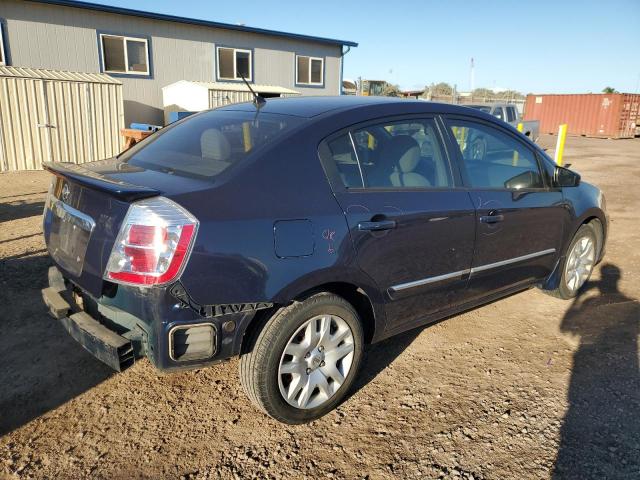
[239,292,364,424]
[549,223,598,299]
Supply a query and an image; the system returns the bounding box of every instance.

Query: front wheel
[549,223,598,299]
[239,292,364,424]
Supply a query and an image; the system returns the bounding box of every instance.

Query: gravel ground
[0,134,639,479]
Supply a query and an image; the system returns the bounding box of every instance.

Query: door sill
[378,281,536,342]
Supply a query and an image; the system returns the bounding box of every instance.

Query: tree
[602,86,618,94]
[382,83,401,97]
[472,88,493,99]
[499,89,525,100]
[429,82,453,96]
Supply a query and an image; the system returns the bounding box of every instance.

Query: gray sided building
[0,0,357,125]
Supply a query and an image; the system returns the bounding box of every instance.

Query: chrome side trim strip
[388,248,556,293]
[389,269,471,293]
[470,248,556,274]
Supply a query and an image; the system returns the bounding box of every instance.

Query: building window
[0,21,7,66]
[99,34,150,76]
[296,56,323,85]
[217,47,252,81]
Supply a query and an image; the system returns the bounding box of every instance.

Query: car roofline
[216,96,488,119]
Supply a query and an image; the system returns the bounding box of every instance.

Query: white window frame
[0,23,6,66]
[296,55,324,86]
[99,33,150,76]
[216,47,252,81]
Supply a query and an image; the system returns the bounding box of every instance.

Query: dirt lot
[1,135,639,479]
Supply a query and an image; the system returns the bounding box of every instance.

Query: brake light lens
[105,197,198,286]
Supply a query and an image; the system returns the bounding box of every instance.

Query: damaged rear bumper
[41,266,268,373]
[42,278,134,372]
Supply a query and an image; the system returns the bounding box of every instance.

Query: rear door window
[326,134,363,188]
[119,110,303,178]
[506,106,517,122]
[324,119,453,190]
[446,119,544,190]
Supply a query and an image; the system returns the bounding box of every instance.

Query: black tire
[239,292,364,424]
[547,223,598,300]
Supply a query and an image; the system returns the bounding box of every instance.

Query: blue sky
[89,0,639,93]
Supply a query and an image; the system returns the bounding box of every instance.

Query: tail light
[105,197,198,286]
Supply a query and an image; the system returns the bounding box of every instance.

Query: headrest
[201,128,231,161]
[381,135,420,173]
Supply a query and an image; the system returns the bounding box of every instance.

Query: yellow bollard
[555,124,568,166]
[242,122,252,152]
[512,123,524,166]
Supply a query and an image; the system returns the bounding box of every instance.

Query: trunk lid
[42,158,211,297]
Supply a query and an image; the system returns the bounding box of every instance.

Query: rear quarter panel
[174,126,372,307]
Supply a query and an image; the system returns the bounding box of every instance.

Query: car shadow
[344,286,536,405]
[0,254,114,435]
[553,263,640,478]
[349,327,423,398]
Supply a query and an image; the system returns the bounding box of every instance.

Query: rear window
[120,110,304,178]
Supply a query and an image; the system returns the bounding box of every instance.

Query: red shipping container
[524,93,640,139]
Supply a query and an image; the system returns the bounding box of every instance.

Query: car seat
[384,136,431,187]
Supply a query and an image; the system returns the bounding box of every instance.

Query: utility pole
[470,57,475,92]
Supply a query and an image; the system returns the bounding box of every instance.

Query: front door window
[448,120,543,190]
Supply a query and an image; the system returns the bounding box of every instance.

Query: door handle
[480,214,504,224]
[358,220,397,231]
[36,123,54,128]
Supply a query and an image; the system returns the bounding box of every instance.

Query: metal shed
[0,66,124,172]
[162,80,300,124]
[524,93,640,139]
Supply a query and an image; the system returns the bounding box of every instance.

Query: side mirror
[554,166,581,187]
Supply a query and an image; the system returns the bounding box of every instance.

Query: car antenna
[240,73,266,110]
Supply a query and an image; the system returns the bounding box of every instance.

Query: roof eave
[26,0,359,47]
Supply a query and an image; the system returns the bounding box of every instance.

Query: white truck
[467,103,539,142]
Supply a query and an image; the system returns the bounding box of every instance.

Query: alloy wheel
[278,314,355,410]
[565,235,595,293]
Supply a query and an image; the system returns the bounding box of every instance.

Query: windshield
[119,110,304,178]
[468,105,491,113]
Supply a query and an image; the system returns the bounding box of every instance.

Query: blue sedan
[41,96,607,423]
